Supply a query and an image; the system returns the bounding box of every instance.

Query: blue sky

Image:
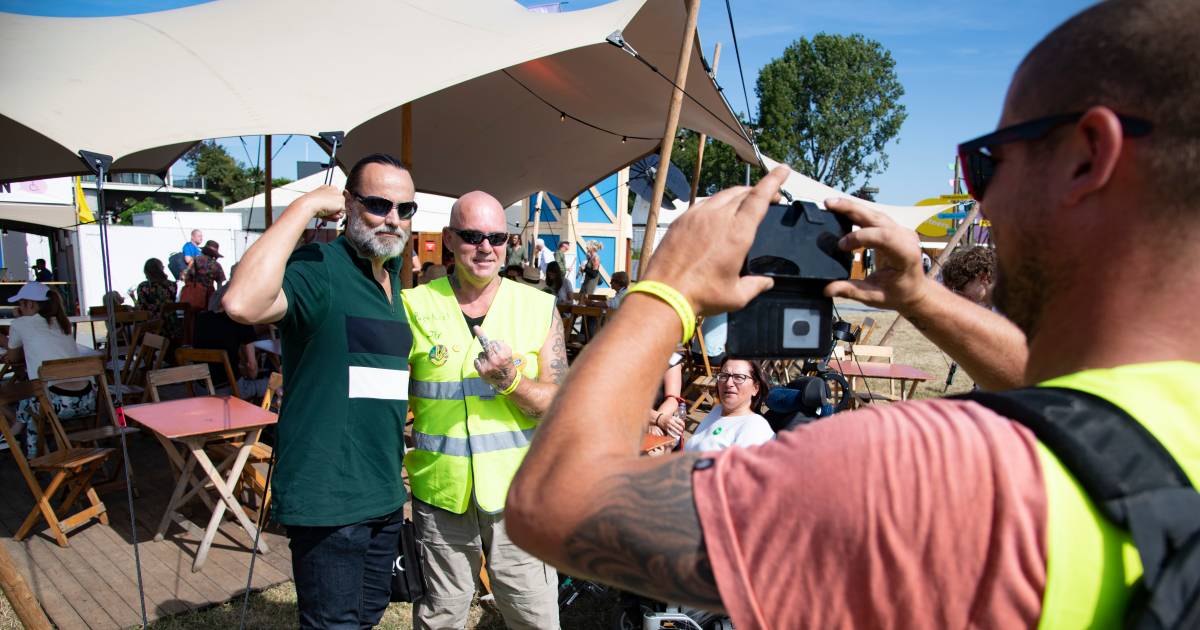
[4,0,1096,205]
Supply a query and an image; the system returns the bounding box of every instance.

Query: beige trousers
[412,498,559,630]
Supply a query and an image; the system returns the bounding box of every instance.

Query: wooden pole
[401,103,415,289]
[263,135,273,229]
[0,543,52,630]
[635,0,702,279]
[876,201,982,346]
[688,42,721,206]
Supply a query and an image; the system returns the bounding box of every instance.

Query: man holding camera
[506,0,1200,626]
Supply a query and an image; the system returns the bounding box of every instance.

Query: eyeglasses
[957,112,1152,201]
[452,229,508,246]
[352,193,418,219]
[716,372,752,385]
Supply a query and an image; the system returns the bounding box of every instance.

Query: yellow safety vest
[401,276,556,514]
[1035,361,1200,627]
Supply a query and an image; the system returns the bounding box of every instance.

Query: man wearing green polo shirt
[224,153,416,629]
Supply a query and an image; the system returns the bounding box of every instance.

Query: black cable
[501,70,658,141]
[239,432,277,630]
[271,134,294,161]
[724,0,754,124]
[93,166,149,626]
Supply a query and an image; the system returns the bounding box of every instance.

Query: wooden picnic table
[829,359,934,401]
[122,395,277,572]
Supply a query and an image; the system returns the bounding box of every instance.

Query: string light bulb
[622,136,627,143]
[560,112,565,122]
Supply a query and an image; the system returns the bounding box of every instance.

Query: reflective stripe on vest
[412,427,538,457]
[1033,362,1200,628]
[410,378,497,401]
[402,276,557,515]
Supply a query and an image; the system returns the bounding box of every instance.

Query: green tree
[672,126,765,197]
[117,196,168,225]
[756,33,906,191]
[184,140,256,203]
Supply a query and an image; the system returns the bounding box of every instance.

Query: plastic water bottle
[670,402,688,440]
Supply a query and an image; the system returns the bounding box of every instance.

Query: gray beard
[346,211,409,259]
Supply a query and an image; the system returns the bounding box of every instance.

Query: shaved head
[1009,0,1200,215]
[450,191,506,229]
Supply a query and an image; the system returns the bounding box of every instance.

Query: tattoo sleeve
[547,314,568,385]
[564,454,724,611]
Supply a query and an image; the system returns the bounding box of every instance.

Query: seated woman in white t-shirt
[1,283,94,458]
[685,357,775,452]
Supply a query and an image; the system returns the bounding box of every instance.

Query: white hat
[7,282,49,303]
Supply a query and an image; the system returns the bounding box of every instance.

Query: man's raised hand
[823,196,932,313]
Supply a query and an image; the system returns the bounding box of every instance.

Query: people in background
[580,240,603,296]
[607,271,630,310]
[2,283,93,459]
[941,245,996,307]
[32,259,53,282]
[544,261,570,304]
[534,238,554,278]
[134,258,180,342]
[182,229,203,266]
[685,358,774,452]
[554,240,576,291]
[506,233,527,269]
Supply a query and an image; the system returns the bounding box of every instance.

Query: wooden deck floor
[0,434,293,629]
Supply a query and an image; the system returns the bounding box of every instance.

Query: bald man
[506,0,1200,627]
[401,191,566,629]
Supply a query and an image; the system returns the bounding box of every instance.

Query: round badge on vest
[429,344,449,366]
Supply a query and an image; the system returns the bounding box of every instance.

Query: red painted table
[123,395,277,571]
[829,359,934,401]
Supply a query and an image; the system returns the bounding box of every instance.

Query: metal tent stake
[77,150,149,628]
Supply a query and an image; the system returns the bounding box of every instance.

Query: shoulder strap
[956,387,1200,629]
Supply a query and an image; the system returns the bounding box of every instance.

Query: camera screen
[782,307,820,349]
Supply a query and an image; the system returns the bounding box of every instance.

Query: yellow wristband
[499,370,522,396]
[627,281,696,344]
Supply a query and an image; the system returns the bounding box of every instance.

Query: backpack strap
[956,387,1200,628]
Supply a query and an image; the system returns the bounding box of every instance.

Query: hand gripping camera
[726,199,853,358]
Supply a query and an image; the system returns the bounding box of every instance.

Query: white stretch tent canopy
[225,170,454,234]
[1,0,755,205]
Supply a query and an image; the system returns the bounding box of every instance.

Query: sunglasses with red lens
[957,112,1152,201]
[352,193,418,219]
[452,229,508,246]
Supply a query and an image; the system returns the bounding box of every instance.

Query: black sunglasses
[352,193,418,219]
[957,112,1153,201]
[452,229,508,246]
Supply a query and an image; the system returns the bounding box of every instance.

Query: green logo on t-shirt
[712,427,724,435]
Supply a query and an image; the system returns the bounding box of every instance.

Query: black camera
[725,200,852,358]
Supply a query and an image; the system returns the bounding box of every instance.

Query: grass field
[0,304,974,629]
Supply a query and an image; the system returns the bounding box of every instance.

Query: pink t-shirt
[692,399,1048,629]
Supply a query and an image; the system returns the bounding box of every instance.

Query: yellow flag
[74,177,95,224]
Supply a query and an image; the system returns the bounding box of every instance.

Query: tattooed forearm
[564,454,724,611]
[548,315,568,385]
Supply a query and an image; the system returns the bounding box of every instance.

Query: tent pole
[0,543,51,630]
[687,42,721,205]
[635,0,701,279]
[264,135,273,229]
[876,201,981,346]
[401,103,415,289]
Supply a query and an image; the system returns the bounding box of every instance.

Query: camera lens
[792,320,811,336]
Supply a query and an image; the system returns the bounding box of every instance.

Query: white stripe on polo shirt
[347,366,410,400]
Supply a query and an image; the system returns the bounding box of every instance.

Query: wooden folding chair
[0,381,113,547]
[855,316,878,346]
[217,372,282,520]
[109,332,168,402]
[846,344,898,407]
[175,347,241,399]
[146,363,215,402]
[160,301,195,348]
